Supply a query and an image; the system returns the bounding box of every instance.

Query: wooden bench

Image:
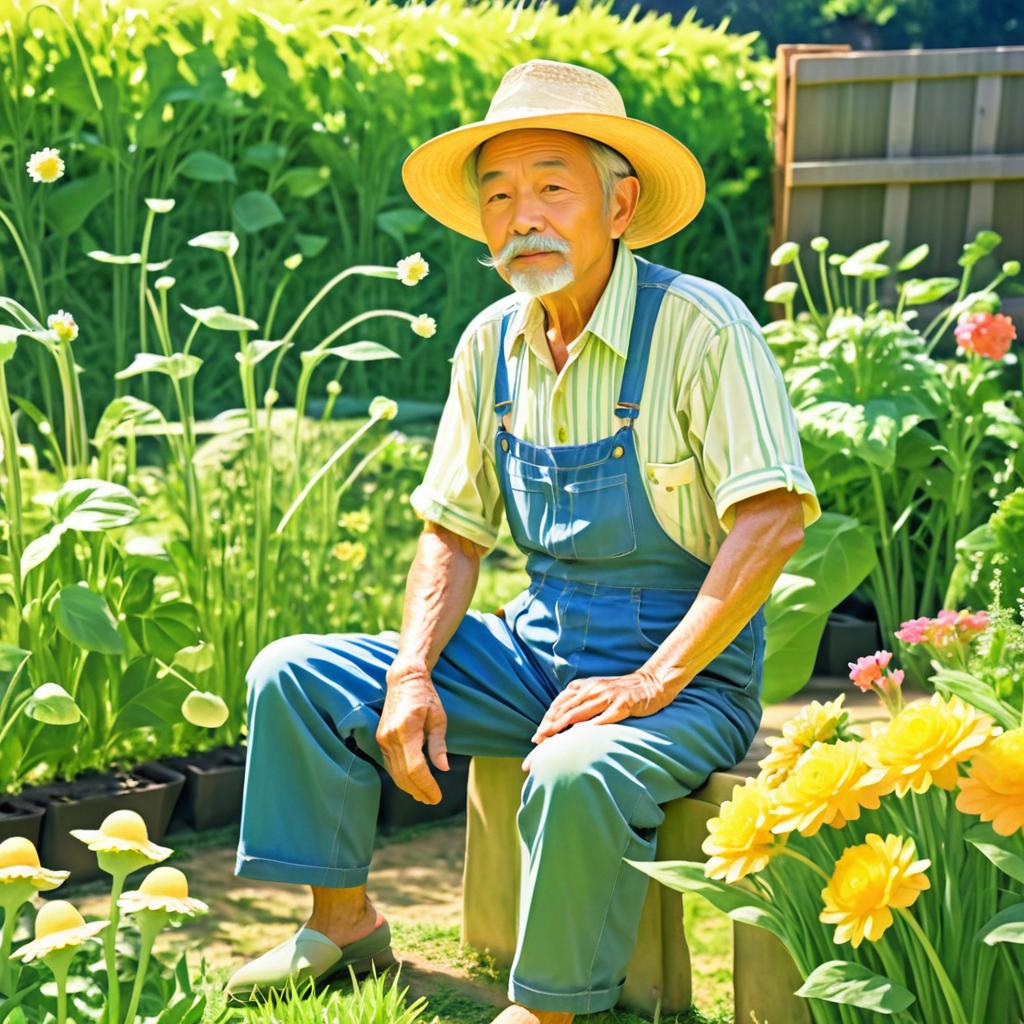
[460,757,811,1023]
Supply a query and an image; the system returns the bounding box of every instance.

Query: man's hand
[377,667,450,804]
[522,668,672,772]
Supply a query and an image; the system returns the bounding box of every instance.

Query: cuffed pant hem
[234,850,371,888]
[507,976,624,1014]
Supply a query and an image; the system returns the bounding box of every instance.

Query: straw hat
[401,59,705,250]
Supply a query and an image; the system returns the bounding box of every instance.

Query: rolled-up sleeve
[409,324,504,555]
[687,318,821,534]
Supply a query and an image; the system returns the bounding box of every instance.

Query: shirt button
[500,438,509,452]
[646,467,656,481]
[557,426,568,443]
[611,445,624,458]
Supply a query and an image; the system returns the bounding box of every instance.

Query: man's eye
[543,184,563,192]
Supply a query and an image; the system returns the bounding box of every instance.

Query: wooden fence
[768,44,1024,340]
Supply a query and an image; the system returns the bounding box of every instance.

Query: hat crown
[486,59,626,122]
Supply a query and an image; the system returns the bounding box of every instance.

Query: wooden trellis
[769,44,1024,338]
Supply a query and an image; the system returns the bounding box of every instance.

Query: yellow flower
[865,693,994,796]
[8,900,107,964]
[819,834,930,947]
[70,809,172,876]
[757,694,849,787]
[331,540,367,569]
[47,309,78,343]
[771,741,893,838]
[338,509,371,534]
[118,866,208,918]
[701,777,780,882]
[26,146,65,183]
[411,313,436,338]
[956,727,1024,836]
[0,836,68,892]
[397,252,429,286]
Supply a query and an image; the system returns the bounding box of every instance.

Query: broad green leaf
[53,585,124,654]
[242,142,287,171]
[109,657,191,738]
[296,233,328,258]
[278,165,331,198]
[47,171,113,234]
[977,903,1024,945]
[233,190,284,233]
[180,303,260,332]
[20,525,67,576]
[846,240,891,264]
[93,395,167,446]
[376,207,428,248]
[901,277,958,305]
[24,682,81,725]
[126,601,201,663]
[796,960,915,1013]
[173,641,214,673]
[0,645,30,673]
[178,149,237,183]
[115,352,203,381]
[236,339,291,366]
[320,340,400,362]
[627,859,769,914]
[964,823,1024,885]
[54,478,140,531]
[896,243,929,271]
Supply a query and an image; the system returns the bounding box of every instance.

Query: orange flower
[954,311,1016,360]
[956,728,1024,836]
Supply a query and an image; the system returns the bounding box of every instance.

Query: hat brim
[401,112,705,250]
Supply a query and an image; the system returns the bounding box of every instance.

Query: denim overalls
[235,254,765,1013]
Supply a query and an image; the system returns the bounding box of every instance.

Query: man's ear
[611,175,641,240]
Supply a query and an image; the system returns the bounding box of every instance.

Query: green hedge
[0,0,774,425]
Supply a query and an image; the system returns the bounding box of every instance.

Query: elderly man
[227,59,821,1022]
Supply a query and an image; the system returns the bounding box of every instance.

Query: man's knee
[245,634,318,697]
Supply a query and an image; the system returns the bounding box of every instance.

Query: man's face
[475,129,615,298]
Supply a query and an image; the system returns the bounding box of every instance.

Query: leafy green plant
[764,230,1023,685]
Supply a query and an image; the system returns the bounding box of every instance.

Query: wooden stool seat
[460,756,810,1021]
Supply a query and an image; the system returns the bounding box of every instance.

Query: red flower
[954,312,1017,360]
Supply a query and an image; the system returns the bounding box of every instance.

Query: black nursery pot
[0,795,47,846]
[376,753,471,833]
[163,743,247,833]
[814,610,882,678]
[24,760,185,887]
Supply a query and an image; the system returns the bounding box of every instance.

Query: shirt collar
[504,238,637,363]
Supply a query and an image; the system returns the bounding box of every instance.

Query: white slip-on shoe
[225,920,394,1003]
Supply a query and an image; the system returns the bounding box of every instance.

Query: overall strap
[614,257,685,424]
[493,305,516,427]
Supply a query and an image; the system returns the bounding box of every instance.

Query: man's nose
[508,189,547,237]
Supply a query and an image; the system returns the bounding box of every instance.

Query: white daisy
[26,146,65,183]
[397,252,429,286]
[47,310,78,343]
[411,313,436,338]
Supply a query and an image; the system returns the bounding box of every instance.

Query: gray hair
[462,134,637,218]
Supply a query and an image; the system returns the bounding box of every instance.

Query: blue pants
[235,575,762,1012]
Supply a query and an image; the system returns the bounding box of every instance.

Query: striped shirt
[410,238,821,563]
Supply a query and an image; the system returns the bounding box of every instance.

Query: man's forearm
[641,491,805,696]
[388,522,485,683]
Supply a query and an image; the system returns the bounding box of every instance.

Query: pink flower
[847,650,904,716]
[954,312,1016,360]
[848,650,892,692]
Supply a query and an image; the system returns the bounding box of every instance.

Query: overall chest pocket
[563,473,636,560]
[505,467,637,561]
